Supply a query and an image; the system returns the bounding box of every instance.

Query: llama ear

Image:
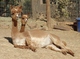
[19,6,22,9]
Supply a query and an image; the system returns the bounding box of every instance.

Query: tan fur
[24,30,74,56]
[20,14,74,56]
[20,14,28,32]
[10,6,74,56]
[10,5,29,49]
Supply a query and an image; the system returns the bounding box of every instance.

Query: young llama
[20,14,28,32]
[20,15,74,56]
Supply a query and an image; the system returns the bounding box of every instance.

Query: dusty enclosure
[0,17,80,59]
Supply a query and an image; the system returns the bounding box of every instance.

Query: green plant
[23,0,32,14]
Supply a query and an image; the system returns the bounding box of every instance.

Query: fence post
[46,0,52,30]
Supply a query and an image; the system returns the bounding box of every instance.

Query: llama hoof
[31,48,36,52]
[62,51,67,55]
[14,45,28,49]
[25,46,29,49]
[14,45,18,48]
[61,49,67,55]
[67,50,74,56]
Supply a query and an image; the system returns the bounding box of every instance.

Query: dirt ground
[0,17,80,59]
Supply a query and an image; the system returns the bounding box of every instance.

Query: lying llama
[19,14,74,56]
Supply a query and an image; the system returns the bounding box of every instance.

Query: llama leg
[64,47,74,56]
[14,45,29,49]
[46,44,67,55]
[28,44,37,52]
[50,34,66,49]
[25,37,37,52]
[50,34,74,56]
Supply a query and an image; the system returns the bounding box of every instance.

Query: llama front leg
[28,44,37,52]
[25,37,37,52]
[14,45,29,49]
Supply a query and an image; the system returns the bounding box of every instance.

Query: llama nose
[25,19,28,21]
[16,14,19,17]
[17,13,22,18]
[16,15,18,17]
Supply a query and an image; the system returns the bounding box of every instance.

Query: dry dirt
[0,17,80,59]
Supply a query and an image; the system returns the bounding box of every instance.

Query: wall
[32,0,57,19]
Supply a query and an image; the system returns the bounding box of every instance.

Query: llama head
[21,14,28,25]
[10,5,22,19]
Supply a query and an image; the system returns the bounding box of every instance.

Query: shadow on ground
[4,37,13,44]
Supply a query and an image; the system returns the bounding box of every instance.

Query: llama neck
[12,18,18,33]
[20,24,25,32]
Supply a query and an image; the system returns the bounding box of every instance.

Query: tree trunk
[46,0,52,30]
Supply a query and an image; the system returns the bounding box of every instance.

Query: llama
[10,5,74,56]
[19,15,74,56]
[20,14,28,32]
[24,29,74,56]
[10,5,29,49]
